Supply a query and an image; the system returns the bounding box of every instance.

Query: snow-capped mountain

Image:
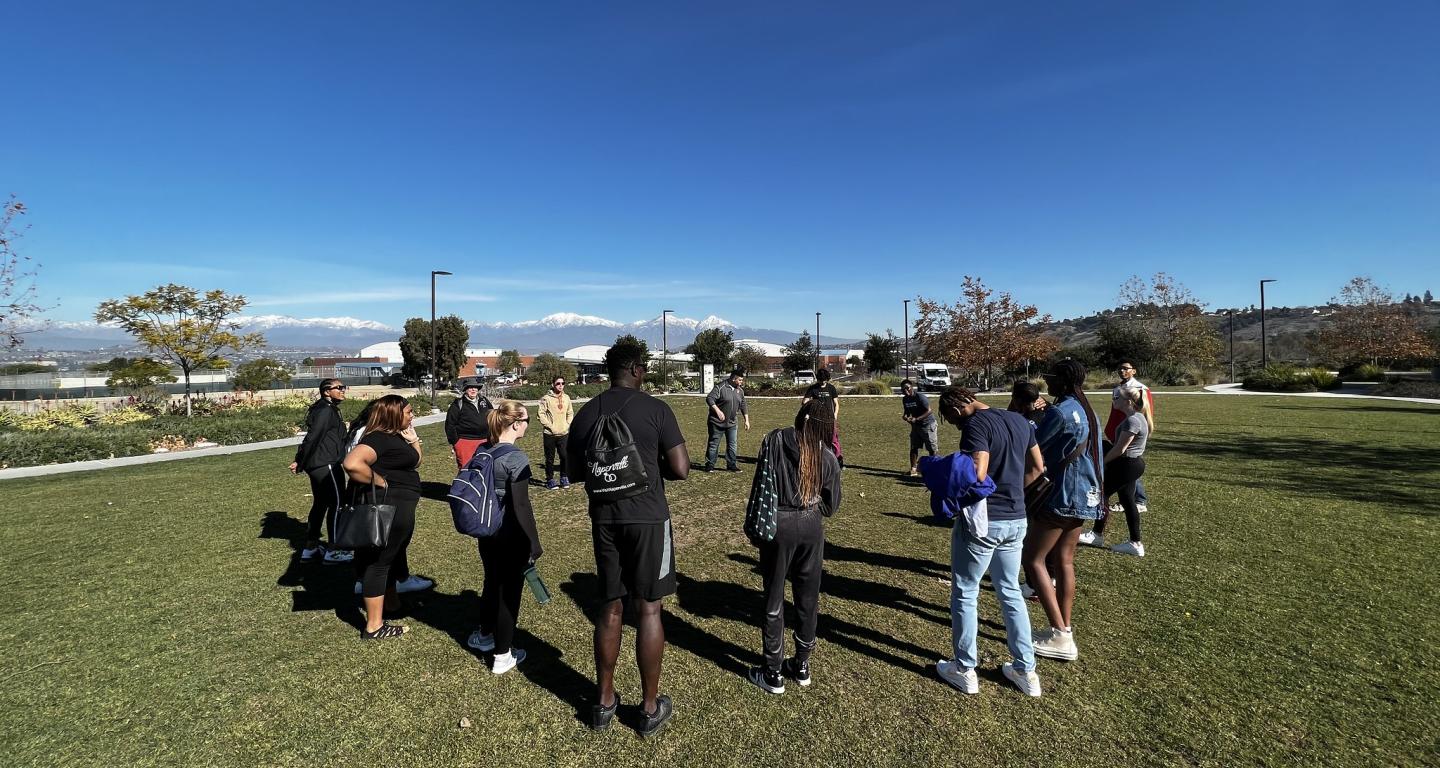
[21,316,397,351]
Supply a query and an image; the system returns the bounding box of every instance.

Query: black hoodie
[295,398,345,470]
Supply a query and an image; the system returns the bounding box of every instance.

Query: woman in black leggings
[342,395,424,639]
[1088,387,1149,557]
[746,399,842,695]
[463,399,544,674]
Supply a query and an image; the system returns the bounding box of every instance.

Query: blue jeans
[950,517,1034,672]
[1135,478,1148,505]
[705,422,738,468]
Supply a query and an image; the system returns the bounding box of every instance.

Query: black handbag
[332,480,397,550]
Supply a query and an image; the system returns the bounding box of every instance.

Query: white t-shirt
[1112,377,1149,417]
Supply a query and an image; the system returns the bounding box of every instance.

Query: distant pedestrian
[1102,360,1153,513]
[568,339,690,736]
[446,378,494,468]
[342,395,425,640]
[1083,387,1149,556]
[746,400,842,695]
[704,369,750,472]
[538,375,575,490]
[933,386,1046,697]
[802,368,843,468]
[289,379,353,565]
[901,379,938,476]
[464,400,545,674]
[1023,360,1104,663]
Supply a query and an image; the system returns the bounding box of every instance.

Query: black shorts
[592,520,676,603]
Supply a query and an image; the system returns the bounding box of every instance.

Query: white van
[792,369,816,386]
[918,363,951,391]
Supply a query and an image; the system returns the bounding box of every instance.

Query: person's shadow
[259,510,364,629]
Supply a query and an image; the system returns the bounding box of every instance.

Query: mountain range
[17,313,860,353]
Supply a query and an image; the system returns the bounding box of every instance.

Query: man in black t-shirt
[802,368,843,466]
[568,339,689,737]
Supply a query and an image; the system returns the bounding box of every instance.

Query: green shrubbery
[848,380,891,395]
[1243,365,1341,393]
[501,383,606,401]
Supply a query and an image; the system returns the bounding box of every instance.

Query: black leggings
[759,509,825,673]
[477,525,530,654]
[305,463,344,544]
[352,492,418,598]
[542,433,569,481]
[1096,455,1145,542]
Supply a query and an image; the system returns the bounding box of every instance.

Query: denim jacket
[1034,398,1103,520]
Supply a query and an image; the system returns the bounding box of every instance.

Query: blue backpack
[447,443,518,538]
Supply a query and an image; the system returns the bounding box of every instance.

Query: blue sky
[6,1,1438,336]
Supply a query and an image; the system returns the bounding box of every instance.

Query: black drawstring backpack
[582,391,650,502]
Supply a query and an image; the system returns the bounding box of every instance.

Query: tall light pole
[815,312,822,373]
[661,309,673,384]
[1227,309,1236,382]
[903,299,910,377]
[430,269,452,408]
[1260,279,1277,368]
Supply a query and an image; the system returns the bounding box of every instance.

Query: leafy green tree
[684,328,735,371]
[525,353,577,386]
[0,362,55,375]
[862,332,901,375]
[847,355,864,371]
[1095,319,1162,372]
[94,284,265,416]
[398,315,469,382]
[1110,273,1222,370]
[232,358,293,396]
[87,356,132,373]
[603,334,650,373]
[731,343,769,376]
[105,358,177,392]
[496,349,523,375]
[781,331,815,376]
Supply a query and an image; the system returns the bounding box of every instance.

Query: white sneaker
[1078,530,1104,547]
[936,659,979,694]
[1111,541,1146,557]
[466,629,495,652]
[396,575,435,593]
[1032,627,1079,661]
[1001,662,1042,697]
[1108,502,1123,514]
[323,549,354,564]
[1136,503,1149,513]
[492,648,526,674]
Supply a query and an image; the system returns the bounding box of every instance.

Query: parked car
[792,369,816,386]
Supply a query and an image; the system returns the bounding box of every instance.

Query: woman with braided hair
[1023,359,1104,662]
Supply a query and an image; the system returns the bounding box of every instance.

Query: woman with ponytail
[463,399,545,675]
[1023,359,1104,663]
[746,399,843,695]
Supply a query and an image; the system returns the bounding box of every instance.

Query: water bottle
[524,566,551,604]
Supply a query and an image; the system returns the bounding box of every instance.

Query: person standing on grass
[344,399,433,597]
[445,378,494,468]
[901,379,938,477]
[290,378,353,566]
[1083,387,1149,557]
[746,400,842,696]
[342,395,424,640]
[802,367,843,468]
[933,387,1046,697]
[568,339,689,736]
[1101,360,1153,513]
[538,375,575,490]
[704,369,750,472]
[464,400,544,674]
[1024,359,1104,663]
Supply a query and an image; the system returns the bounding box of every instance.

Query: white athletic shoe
[492,648,526,674]
[323,548,354,565]
[1111,541,1146,557]
[396,575,435,593]
[1032,627,1079,662]
[1002,662,1042,697]
[466,629,496,653]
[1078,530,1104,547]
[1136,503,1149,514]
[1108,502,1124,514]
[936,659,979,694]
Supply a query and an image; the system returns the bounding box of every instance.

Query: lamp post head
[433,270,453,277]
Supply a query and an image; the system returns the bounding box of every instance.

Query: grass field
[3,393,1438,767]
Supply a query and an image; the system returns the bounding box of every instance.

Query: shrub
[0,427,153,467]
[1140,360,1192,386]
[1371,381,1440,399]
[1301,367,1340,390]
[848,380,890,395]
[1352,363,1387,381]
[1243,364,1316,393]
[97,406,153,427]
[502,384,604,401]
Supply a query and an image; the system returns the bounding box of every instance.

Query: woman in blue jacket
[1024,359,1103,663]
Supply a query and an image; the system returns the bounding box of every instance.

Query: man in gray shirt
[704,369,750,472]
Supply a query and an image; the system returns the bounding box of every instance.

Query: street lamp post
[815,312,822,374]
[430,270,452,409]
[903,299,910,377]
[662,309,673,386]
[1260,279,1277,368]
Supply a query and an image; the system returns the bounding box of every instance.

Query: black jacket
[445,395,494,445]
[295,398,346,470]
[767,427,842,516]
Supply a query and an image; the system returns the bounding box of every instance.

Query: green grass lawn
[3,394,1438,767]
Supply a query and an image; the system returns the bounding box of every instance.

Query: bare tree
[1,196,44,347]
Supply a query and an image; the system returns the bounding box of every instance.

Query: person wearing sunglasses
[538,376,575,490]
[290,379,353,565]
[446,377,495,468]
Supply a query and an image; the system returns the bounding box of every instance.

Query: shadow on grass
[824,541,949,578]
[726,553,953,628]
[879,510,949,528]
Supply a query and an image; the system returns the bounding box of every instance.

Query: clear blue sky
[6,1,1438,336]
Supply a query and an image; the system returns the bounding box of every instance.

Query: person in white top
[1082,361,1153,547]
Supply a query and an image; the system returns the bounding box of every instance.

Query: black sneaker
[746,666,785,694]
[781,658,811,687]
[590,692,620,731]
[725,466,741,472]
[637,695,674,738]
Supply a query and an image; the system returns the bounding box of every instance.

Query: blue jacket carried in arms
[918,452,996,523]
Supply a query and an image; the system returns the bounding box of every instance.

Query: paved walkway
[1197,382,1440,405]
